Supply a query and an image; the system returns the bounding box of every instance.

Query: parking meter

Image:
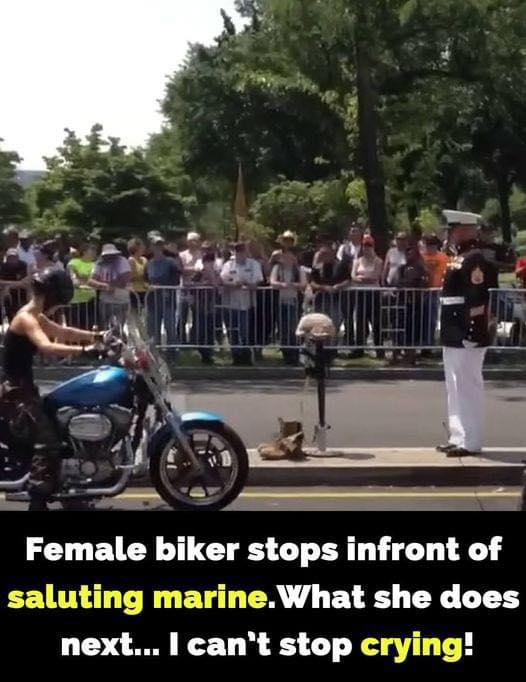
[296,313,336,453]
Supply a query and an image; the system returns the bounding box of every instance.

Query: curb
[131,449,525,488]
[245,464,524,487]
[131,464,524,488]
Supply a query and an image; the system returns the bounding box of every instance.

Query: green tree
[158,8,350,192]
[251,177,351,242]
[152,0,526,246]
[0,139,28,227]
[265,0,526,243]
[393,0,526,241]
[32,125,186,240]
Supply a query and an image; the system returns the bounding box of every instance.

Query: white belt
[441,296,465,305]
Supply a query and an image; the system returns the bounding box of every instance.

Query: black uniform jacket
[440,248,499,348]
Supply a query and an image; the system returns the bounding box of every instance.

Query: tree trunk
[355,7,389,255]
[407,204,418,225]
[496,170,512,244]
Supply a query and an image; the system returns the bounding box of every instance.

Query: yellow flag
[234,161,248,239]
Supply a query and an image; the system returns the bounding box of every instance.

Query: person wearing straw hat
[271,230,298,262]
[437,210,499,457]
[179,231,203,345]
[278,230,297,246]
[89,243,131,327]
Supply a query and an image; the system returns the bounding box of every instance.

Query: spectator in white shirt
[180,231,203,278]
[337,224,364,263]
[220,242,263,365]
[179,231,203,344]
[382,231,409,286]
[335,223,364,347]
[352,235,384,358]
[17,229,37,274]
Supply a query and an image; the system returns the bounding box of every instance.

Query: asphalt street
[0,487,520,511]
[108,378,526,449]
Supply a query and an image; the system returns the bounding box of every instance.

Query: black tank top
[2,329,37,387]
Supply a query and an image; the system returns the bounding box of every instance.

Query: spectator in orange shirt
[421,234,447,354]
[422,234,448,288]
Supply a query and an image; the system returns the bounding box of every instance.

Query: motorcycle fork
[140,373,203,473]
[164,412,204,472]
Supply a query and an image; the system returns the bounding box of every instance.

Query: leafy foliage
[251,178,351,242]
[31,125,186,240]
[0,140,28,227]
[3,1,526,246]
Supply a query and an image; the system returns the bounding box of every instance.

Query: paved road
[0,487,521,511]
[173,379,526,448]
[75,378,526,449]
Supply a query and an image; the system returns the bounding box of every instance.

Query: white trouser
[443,346,487,452]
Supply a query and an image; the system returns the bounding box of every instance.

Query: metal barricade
[3,284,526,358]
[62,290,142,332]
[490,288,526,348]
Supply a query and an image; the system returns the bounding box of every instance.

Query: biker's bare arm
[11,312,89,357]
[37,314,99,344]
[0,276,30,288]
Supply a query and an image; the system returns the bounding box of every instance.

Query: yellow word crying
[361,631,467,664]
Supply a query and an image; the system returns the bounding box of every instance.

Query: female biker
[1,268,102,511]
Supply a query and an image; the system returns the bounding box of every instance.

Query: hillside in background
[16,170,44,188]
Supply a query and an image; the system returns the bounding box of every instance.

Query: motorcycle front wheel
[150,421,249,511]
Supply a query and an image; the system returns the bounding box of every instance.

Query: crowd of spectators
[0,219,518,365]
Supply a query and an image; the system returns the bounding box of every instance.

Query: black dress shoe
[436,443,456,453]
[446,447,480,458]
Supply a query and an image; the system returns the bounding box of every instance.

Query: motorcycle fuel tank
[44,366,133,410]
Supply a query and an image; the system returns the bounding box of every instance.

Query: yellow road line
[118,491,520,501]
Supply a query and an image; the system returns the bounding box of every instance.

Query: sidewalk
[244,447,525,487]
[129,447,525,488]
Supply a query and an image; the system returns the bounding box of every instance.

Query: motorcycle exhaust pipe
[6,469,132,503]
[6,439,135,503]
[0,473,30,492]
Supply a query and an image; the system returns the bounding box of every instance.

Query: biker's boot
[28,495,49,512]
[27,449,59,511]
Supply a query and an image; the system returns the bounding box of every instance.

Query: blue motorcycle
[0,315,249,510]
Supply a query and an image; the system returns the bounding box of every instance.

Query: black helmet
[32,267,74,310]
